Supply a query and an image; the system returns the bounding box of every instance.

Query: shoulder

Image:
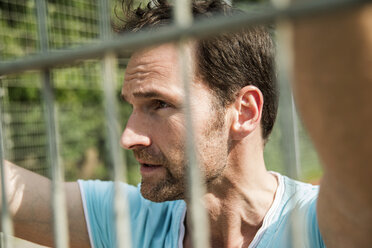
[258,174,325,247]
[282,175,319,207]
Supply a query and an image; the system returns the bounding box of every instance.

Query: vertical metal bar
[41,72,69,248]
[36,0,69,247]
[101,52,132,248]
[0,93,14,248]
[98,0,131,247]
[276,21,302,248]
[174,1,210,248]
[272,0,301,180]
[36,0,49,52]
[224,0,233,6]
[272,0,302,246]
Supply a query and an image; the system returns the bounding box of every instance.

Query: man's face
[121,44,230,202]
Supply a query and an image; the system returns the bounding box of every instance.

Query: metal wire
[48,0,100,50]
[0,0,370,247]
[0,99,14,248]
[174,0,211,247]
[0,0,369,75]
[41,70,70,248]
[36,0,70,247]
[101,52,132,248]
[0,0,38,61]
[272,0,302,245]
[98,0,132,247]
[273,0,301,182]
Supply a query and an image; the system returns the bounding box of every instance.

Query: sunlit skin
[120,43,278,247]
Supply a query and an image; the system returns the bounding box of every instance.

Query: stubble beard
[142,168,186,202]
[134,146,186,202]
[137,108,229,203]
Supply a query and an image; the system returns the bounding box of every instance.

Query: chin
[140,183,185,202]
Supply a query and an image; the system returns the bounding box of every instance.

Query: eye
[153,100,171,110]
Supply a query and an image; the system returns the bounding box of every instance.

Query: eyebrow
[121,89,169,103]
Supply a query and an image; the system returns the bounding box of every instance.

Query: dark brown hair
[115,0,278,141]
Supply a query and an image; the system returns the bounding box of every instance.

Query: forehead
[122,44,182,100]
[128,44,179,77]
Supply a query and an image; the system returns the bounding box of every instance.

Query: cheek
[152,114,186,151]
[156,116,187,175]
[189,100,218,137]
[160,112,186,137]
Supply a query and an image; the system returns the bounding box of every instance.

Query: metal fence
[0,0,369,247]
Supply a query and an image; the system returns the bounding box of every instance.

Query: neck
[184,138,278,248]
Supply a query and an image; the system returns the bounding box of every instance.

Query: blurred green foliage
[0,0,322,186]
[0,0,141,184]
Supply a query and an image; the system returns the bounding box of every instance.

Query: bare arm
[2,160,90,248]
[293,4,372,247]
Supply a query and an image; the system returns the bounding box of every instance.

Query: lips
[140,163,161,168]
[138,159,162,167]
[139,161,163,175]
[140,163,161,176]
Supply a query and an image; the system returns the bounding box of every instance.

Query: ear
[230,86,263,140]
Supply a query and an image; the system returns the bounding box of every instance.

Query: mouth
[141,163,160,167]
[139,162,162,175]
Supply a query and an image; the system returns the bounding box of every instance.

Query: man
[1,0,372,247]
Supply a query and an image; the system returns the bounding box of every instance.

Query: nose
[120,113,151,150]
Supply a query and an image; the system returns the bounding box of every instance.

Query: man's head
[118,0,278,202]
[117,0,278,141]
[121,44,231,201]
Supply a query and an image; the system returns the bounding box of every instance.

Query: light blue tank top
[78,173,325,248]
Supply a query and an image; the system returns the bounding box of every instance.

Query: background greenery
[0,0,322,186]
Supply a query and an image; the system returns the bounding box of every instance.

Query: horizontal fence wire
[0,0,369,75]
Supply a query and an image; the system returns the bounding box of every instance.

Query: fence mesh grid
[0,0,337,246]
[0,0,323,183]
